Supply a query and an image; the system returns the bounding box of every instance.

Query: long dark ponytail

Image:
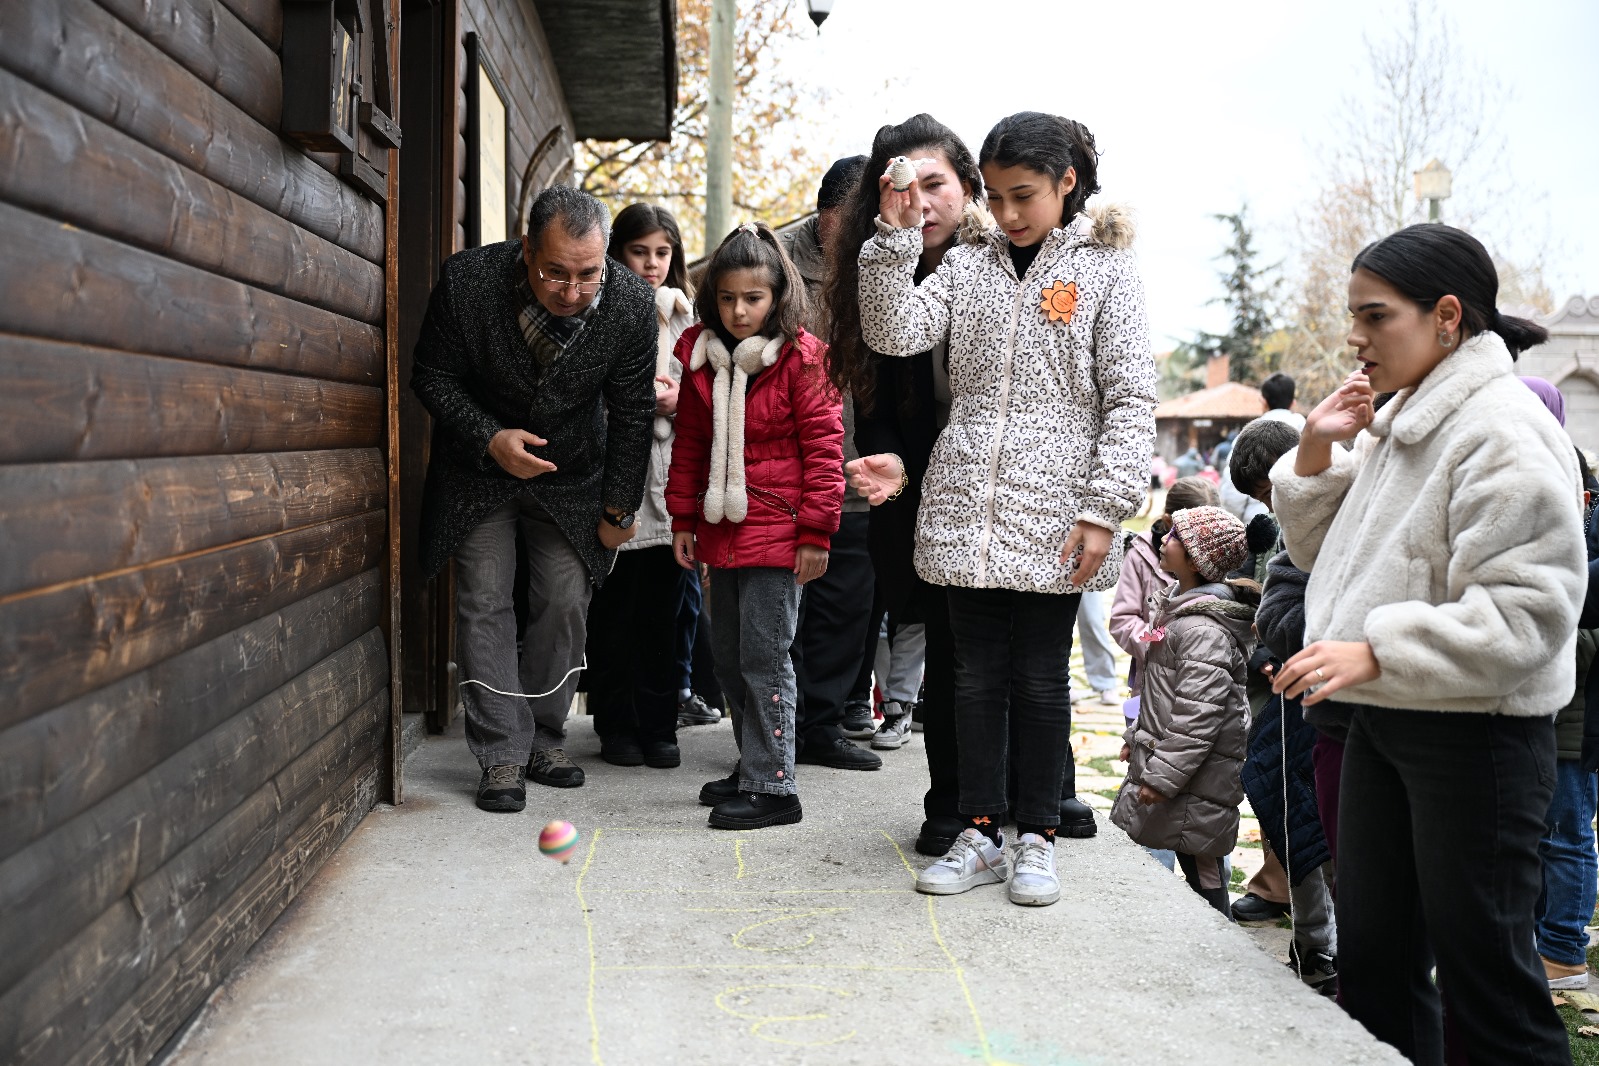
[823,113,982,414]
[978,111,1101,227]
[1351,224,1548,358]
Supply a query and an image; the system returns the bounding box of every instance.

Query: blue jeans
[1075,588,1120,694]
[708,566,802,797]
[1536,759,1599,966]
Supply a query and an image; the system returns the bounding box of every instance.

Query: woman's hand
[673,531,697,570]
[1295,371,1375,478]
[877,171,924,230]
[1136,784,1167,806]
[1271,640,1381,706]
[1119,743,1131,763]
[794,545,829,585]
[1061,521,1113,590]
[654,374,679,417]
[846,454,905,505]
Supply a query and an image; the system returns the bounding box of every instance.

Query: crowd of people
[409,108,1599,1062]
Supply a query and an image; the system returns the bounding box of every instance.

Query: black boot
[698,770,739,806]
[708,791,803,830]
[599,735,644,767]
[642,737,681,768]
[1058,795,1097,838]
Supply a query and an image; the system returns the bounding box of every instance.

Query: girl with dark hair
[823,114,993,856]
[1269,222,1585,1061]
[667,222,844,830]
[582,204,702,769]
[851,111,1157,906]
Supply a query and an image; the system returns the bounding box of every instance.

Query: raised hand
[488,428,557,479]
[845,453,905,506]
[877,170,924,231]
[1304,370,1376,446]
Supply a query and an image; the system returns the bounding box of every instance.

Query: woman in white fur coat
[1269,224,1585,1063]
[850,112,1157,908]
[582,204,698,769]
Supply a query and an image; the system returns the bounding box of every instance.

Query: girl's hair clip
[737,221,760,236]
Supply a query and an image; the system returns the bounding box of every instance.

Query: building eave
[536,0,677,142]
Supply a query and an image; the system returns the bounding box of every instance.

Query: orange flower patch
[1040,279,1079,324]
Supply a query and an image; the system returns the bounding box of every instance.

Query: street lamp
[1414,158,1452,223]
[807,0,833,28]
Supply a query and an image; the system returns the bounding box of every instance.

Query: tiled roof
[1154,382,1266,419]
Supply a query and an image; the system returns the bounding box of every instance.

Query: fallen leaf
[1576,1025,1599,1038]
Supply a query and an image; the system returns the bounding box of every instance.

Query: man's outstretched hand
[489,429,557,479]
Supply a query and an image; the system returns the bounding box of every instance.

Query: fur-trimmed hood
[978,197,1137,253]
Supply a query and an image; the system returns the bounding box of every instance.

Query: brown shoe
[1543,955,1589,990]
[528,747,585,788]
[476,764,526,812]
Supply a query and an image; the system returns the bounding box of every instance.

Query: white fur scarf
[690,330,785,523]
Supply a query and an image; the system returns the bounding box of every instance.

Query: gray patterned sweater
[411,240,657,583]
[857,203,1157,594]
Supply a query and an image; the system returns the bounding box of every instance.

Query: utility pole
[704,0,735,253]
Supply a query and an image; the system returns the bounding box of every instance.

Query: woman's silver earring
[1439,331,1454,347]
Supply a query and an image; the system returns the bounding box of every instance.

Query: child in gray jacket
[1112,506,1257,914]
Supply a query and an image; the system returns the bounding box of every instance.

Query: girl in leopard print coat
[852,112,1156,906]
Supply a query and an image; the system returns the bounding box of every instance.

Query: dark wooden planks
[0,452,385,598]
[0,70,384,323]
[212,0,281,48]
[89,0,281,129]
[0,688,385,1066]
[0,629,387,995]
[0,0,382,263]
[0,571,381,860]
[0,339,383,466]
[0,510,385,730]
[0,206,383,385]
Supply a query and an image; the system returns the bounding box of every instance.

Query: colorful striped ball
[538,820,580,864]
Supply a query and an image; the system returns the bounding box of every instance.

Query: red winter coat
[666,324,844,570]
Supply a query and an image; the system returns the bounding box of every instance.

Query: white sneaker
[915,828,1008,895]
[872,701,913,750]
[1008,834,1060,906]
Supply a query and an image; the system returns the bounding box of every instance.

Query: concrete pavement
[164,710,1402,1066]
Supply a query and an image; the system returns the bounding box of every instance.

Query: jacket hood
[981,197,1137,255]
[1157,580,1258,651]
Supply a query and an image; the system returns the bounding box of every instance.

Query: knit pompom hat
[1169,505,1249,582]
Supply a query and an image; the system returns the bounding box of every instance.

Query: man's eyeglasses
[536,267,604,296]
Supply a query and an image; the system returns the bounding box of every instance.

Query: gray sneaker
[677,692,721,726]
[872,702,913,749]
[915,828,1009,895]
[528,747,585,788]
[476,764,526,812]
[1008,833,1060,906]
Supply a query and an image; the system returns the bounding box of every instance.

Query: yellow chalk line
[575,828,605,1065]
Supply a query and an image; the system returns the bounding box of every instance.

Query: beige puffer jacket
[1111,580,1258,858]
[857,202,1157,594]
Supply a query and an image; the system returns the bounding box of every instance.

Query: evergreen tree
[1182,207,1280,387]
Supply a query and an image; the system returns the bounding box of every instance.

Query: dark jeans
[848,586,886,707]
[920,588,958,821]
[792,512,874,751]
[1338,706,1567,1065]
[708,566,802,797]
[675,567,701,694]
[584,545,680,745]
[946,586,1080,828]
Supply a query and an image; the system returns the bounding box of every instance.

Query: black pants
[583,545,681,744]
[1338,706,1566,1065]
[792,512,874,751]
[946,586,1080,828]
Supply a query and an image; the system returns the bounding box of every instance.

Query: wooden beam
[88,0,282,129]
[384,30,405,801]
[0,570,382,860]
[0,207,382,385]
[0,339,382,466]
[0,0,382,263]
[0,693,384,1066]
[0,71,383,324]
[0,452,385,599]
[0,631,388,995]
[212,0,282,48]
[0,511,385,729]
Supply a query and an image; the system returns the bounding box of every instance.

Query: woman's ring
[1315,668,1326,680]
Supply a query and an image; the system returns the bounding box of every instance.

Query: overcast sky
[784,0,1598,347]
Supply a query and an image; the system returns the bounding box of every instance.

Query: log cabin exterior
[0,1,674,1062]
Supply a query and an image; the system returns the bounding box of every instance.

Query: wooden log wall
[0,0,393,1062]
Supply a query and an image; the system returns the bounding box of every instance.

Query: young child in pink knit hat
[1111,505,1260,913]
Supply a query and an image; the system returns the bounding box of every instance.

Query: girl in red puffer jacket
[666,221,845,830]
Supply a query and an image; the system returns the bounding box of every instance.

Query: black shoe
[796,736,882,771]
[910,700,924,733]
[677,692,721,726]
[1058,795,1098,838]
[699,770,740,807]
[598,736,644,767]
[914,816,965,857]
[840,700,875,739]
[527,747,586,788]
[1287,942,1338,997]
[1230,892,1291,923]
[708,791,803,830]
[642,738,681,768]
[476,764,526,812]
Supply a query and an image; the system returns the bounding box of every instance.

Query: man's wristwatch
[602,509,635,530]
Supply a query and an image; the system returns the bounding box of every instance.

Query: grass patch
[1085,755,1118,777]
[1559,1004,1599,1064]
[1229,865,1246,888]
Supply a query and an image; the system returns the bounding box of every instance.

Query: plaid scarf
[516,273,603,368]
